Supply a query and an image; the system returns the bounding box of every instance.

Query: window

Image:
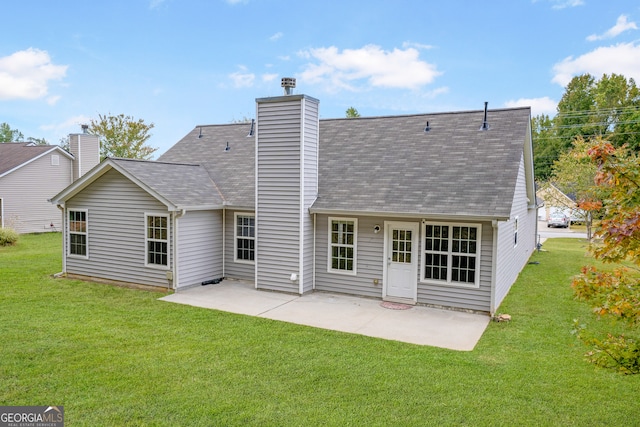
[235,213,255,262]
[328,218,357,274]
[68,209,88,257]
[514,217,519,247]
[422,222,481,287]
[51,154,60,166]
[146,214,169,267]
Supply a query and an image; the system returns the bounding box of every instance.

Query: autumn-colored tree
[571,138,640,374]
[88,113,157,160]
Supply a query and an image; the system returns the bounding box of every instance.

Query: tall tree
[0,123,24,143]
[532,114,557,181]
[345,107,361,118]
[88,113,157,160]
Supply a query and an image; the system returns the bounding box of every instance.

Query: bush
[0,227,19,246]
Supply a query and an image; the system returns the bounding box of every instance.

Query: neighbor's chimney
[69,125,100,181]
[281,77,296,95]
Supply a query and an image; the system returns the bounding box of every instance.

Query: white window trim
[145,212,170,270]
[327,217,358,276]
[67,208,89,259]
[234,212,255,264]
[420,221,481,289]
[514,216,519,248]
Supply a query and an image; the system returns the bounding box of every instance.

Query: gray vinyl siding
[223,209,255,281]
[65,168,172,288]
[314,215,493,312]
[255,96,318,293]
[315,215,386,298]
[301,100,319,293]
[417,223,493,312]
[176,210,223,289]
[0,152,72,234]
[494,155,537,311]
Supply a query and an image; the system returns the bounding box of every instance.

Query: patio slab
[160,280,490,351]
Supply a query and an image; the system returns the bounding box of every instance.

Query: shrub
[0,227,19,246]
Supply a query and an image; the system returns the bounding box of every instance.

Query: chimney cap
[281,77,296,95]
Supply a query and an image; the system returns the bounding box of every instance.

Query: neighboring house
[536,182,577,221]
[50,86,537,314]
[0,134,99,233]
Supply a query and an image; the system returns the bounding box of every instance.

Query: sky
[1,0,640,157]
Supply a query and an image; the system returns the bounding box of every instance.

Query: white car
[547,212,569,228]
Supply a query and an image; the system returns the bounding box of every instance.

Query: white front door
[384,222,418,302]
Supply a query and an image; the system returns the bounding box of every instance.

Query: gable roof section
[0,142,74,178]
[159,122,255,209]
[50,158,224,210]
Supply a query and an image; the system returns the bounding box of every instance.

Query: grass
[1,233,639,426]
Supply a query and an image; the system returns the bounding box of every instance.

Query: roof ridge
[319,106,531,122]
[110,157,201,167]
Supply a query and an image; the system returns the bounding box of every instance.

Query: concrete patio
[160,280,490,351]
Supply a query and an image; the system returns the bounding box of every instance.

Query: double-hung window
[68,209,88,257]
[146,214,169,267]
[328,218,357,274]
[235,213,255,262]
[422,222,481,287]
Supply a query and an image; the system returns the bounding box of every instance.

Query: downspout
[172,209,186,290]
[56,203,66,275]
[222,209,226,278]
[313,212,316,290]
[490,219,499,315]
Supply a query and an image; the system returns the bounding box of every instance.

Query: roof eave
[308,207,509,222]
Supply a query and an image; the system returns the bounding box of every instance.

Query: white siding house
[51,83,536,314]
[0,134,99,234]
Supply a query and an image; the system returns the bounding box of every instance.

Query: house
[536,182,578,222]
[0,133,99,233]
[50,85,537,314]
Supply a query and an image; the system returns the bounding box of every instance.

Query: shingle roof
[109,158,224,209]
[0,142,68,177]
[158,123,255,208]
[159,107,531,219]
[314,107,531,218]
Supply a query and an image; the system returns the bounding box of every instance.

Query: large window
[235,213,255,262]
[68,209,88,257]
[146,214,169,267]
[422,222,481,287]
[328,218,357,274]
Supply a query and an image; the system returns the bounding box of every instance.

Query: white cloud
[229,66,255,88]
[41,115,92,141]
[548,0,584,10]
[298,44,442,92]
[587,15,638,41]
[0,48,67,101]
[269,32,283,42]
[504,96,557,116]
[262,73,278,82]
[149,0,167,9]
[552,42,640,87]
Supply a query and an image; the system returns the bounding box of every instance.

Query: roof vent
[224,141,231,152]
[81,124,89,134]
[198,127,203,138]
[480,101,490,131]
[281,77,296,95]
[247,119,255,137]
[424,121,431,132]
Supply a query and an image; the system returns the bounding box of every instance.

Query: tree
[88,113,156,160]
[345,107,360,118]
[0,122,24,143]
[551,136,604,240]
[532,114,557,181]
[571,138,640,374]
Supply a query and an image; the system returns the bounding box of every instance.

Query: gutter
[56,203,66,275]
[171,209,186,290]
[308,207,509,222]
[489,219,499,315]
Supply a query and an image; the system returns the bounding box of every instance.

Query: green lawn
[1,234,639,426]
